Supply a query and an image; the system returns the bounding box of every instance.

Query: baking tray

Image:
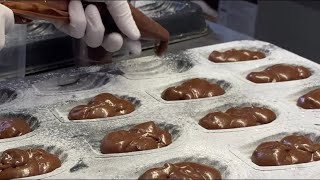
[0,40,320,179]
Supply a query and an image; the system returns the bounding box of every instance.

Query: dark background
[203,0,320,63]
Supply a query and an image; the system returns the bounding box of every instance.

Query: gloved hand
[53,0,87,39]
[83,1,141,55]
[54,0,141,55]
[0,4,14,51]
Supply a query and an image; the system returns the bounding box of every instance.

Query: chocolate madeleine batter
[162,78,225,101]
[199,106,276,130]
[0,117,31,139]
[251,135,320,166]
[209,49,265,63]
[68,93,135,120]
[247,64,311,83]
[297,88,320,109]
[0,148,61,179]
[138,162,221,180]
[100,121,171,154]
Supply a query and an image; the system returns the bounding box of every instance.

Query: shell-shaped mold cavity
[0,88,17,105]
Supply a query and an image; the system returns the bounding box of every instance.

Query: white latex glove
[53,0,87,39]
[83,1,141,55]
[0,4,14,51]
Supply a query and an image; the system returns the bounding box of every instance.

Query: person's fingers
[0,16,5,50]
[124,38,141,55]
[106,1,140,40]
[101,32,123,52]
[3,6,14,33]
[55,0,86,39]
[0,4,14,50]
[0,19,4,50]
[67,0,87,38]
[83,4,105,48]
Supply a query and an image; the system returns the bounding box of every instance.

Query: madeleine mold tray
[1,40,320,179]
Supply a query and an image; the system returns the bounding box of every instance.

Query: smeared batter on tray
[68,93,135,120]
[247,64,311,83]
[138,162,222,180]
[162,78,225,101]
[100,121,172,154]
[209,49,265,63]
[297,88,320,109]
[252,135,320,166]
[0,117,31,139]
[199,106,276,129]
[0,148,61,179]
